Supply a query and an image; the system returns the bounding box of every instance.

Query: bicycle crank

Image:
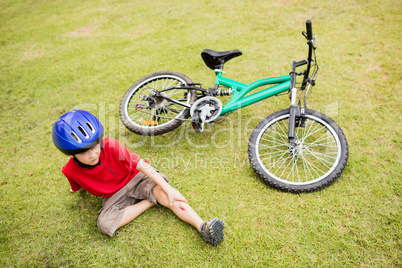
[190,96,222,133]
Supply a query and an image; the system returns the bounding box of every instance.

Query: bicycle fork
[288,88,301,143]
[288,60,307,146]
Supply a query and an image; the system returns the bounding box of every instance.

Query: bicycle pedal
[141,120,158,126]
[191,120,203,133]
[191,113,204,133]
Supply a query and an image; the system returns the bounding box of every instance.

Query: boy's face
[69,143,101,166]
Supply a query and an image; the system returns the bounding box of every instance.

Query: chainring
[190,96,223,123]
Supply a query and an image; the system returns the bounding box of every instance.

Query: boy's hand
[137,159,187,207]
[167,189,187,208]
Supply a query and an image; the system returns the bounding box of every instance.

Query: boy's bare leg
[117,200,155,229]
[153,185,204,231]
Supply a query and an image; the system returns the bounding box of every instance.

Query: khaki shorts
[97,171,169,237]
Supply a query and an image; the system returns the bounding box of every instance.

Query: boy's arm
[62,168,84,193]
[136,159,187,208]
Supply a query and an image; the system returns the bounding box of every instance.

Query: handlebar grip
[306,20,313,40]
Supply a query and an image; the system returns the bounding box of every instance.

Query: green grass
[0,0,401,266]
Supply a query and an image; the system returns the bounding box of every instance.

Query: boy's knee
[153,185,168,202]
[97,218,115,237]
[153,185,163,194]
[97,207,125,237]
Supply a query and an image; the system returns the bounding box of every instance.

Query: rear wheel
[120,71,197,136]
[248,109,348,193]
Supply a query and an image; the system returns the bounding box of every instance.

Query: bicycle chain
[134,108,193,122]
[134,107,228,124]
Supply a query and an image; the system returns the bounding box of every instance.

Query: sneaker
[200,218,225,246]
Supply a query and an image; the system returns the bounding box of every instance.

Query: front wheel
[120,71,197,136]
[248,109,348,193]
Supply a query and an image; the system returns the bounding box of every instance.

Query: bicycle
[119,20,349,193]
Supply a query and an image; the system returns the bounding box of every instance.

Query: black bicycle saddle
[201,49,242,70]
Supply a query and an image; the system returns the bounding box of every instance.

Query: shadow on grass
[68,191,103,235]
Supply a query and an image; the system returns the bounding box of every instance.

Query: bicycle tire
[119,71,197,136]
[248,109,348,193]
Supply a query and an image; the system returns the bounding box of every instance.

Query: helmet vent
[70,131,82,143]
[86,122,95,133]
[78,126,89,138]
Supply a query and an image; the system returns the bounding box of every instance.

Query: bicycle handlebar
[306,20,313,40]
[289,20,316,91]
[301,20,315,90]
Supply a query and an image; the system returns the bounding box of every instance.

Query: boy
[52,110,224,246]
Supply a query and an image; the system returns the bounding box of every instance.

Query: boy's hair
[52,110,104,155]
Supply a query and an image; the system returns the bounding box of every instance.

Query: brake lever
[302,31,317,50]
[308,39,317,50]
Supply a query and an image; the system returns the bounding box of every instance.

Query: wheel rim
[124,75,191,129]
[255,113,342,185]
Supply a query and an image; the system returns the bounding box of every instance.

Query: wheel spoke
[302,152,315,181]
[277,153,294,179]
[260,133,288,147]
[260,149,288,162]
[304,148,336,167]
[304,131,332,145]
[258,142,288,151]
[266,150,291,171]
[302,124,326,143]
[275,119,289,142]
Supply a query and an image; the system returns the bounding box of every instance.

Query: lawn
[0,0,400,267]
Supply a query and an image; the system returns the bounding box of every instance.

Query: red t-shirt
[62,138,141,198]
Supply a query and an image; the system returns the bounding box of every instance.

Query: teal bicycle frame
[214,71,291,115]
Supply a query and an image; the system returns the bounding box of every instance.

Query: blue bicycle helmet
[52,110,104,155]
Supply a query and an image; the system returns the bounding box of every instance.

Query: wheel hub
[153,91,167,109]
[289,140,303,156]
